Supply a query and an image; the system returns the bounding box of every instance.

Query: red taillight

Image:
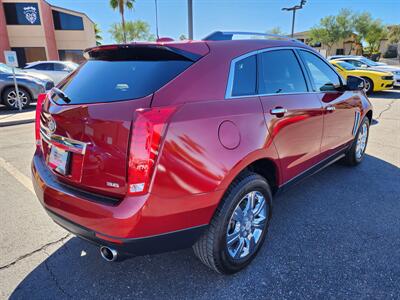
[35,93,46,145]
[127,106,177,196]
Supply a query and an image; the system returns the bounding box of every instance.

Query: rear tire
[193,172,272,274]
[2,87,31,110]
[343,117,370,166]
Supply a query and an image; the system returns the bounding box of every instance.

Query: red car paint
[32,38,372,253]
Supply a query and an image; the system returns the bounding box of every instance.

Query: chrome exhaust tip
[100,246,118,262]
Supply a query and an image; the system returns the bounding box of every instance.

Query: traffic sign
[4,51,18,67]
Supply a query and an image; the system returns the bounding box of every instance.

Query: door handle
[326,106,336,111]
[270,108,288,115]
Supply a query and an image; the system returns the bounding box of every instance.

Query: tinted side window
[258,50,307,94]
[231,55,257,97]
[54,63,69,71]
[28,63,54,71]
[346,60,363,67]
[299,51,341,92]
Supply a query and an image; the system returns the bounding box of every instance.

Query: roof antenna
[155,0,160,40]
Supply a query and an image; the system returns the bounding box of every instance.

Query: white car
[24,61,79,85]
[334,56,400,87]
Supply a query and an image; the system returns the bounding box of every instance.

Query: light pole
[282,0,306,38]
[188,0,193,40]
[154,0,159,39]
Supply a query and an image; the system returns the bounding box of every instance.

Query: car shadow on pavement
[10,155,400,299]
[368,89,400,100]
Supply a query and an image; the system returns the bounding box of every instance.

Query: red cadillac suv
[32,32,372,274]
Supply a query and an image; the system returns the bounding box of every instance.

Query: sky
[47,0,400,44]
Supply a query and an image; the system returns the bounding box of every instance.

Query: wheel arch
[360,76,374,91]
[365,109,373,124]
[218,150,281,196]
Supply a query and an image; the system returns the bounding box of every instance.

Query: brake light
[127,106,177,195]
[35,93,46,145]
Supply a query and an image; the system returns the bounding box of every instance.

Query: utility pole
[188,0,193,40]
[154,0,159,39]
[282,0,307,38]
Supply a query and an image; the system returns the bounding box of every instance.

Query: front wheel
[193,172,272,274]
[362,77,374,94]
[343,116,370,166]
[2,87,31,109]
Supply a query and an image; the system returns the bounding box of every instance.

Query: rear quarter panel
[151,98,280,199]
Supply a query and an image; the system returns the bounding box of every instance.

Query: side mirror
[346,75,365,91]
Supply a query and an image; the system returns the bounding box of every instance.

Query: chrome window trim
[225,46,345,99]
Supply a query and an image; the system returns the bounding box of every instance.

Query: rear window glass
[54,59,192,104]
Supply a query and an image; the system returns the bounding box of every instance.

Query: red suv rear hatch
[39,44,205,199]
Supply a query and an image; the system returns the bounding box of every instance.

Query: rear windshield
[54,59,192,104]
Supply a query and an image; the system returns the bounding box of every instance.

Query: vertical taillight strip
[35,93,47,146]
[127,106,177,195]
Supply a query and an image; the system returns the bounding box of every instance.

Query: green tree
[266,27,285,35]
[388,25,400,59]
[353,12,373,45]
[354,12,388,53]
[309,15,341,55]
[365,20,388,53]
[94,24,103,46]
[309,9,354,56]
[179,34,187,40]
[388,25,400,43]
[109,0,135,43]
[109,20,155,43]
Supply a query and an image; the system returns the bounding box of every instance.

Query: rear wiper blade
[52,87,71,103]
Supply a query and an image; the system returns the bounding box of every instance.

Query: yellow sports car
[330,60,394,93]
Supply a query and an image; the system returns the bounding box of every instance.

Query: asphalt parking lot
[0,89,399,299]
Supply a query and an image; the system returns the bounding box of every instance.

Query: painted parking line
[0,157,34,194]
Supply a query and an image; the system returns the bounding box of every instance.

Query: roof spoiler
[203,31,302,43]
[84,44,202,62]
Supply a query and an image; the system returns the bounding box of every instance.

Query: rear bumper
[32,151,220,255]
[46,208,206,256]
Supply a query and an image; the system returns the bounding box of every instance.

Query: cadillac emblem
[47,116,56,134]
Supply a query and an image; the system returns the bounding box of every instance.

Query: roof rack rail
[203,31,301,42]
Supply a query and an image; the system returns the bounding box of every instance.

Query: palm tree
[94,24,103,46]
[109,0,135,43]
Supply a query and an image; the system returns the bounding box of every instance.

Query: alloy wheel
[7,90,28,108]
[355,123,368,159]
[226,191,268,260]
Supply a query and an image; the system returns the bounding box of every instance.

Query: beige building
[292,30,391,58]
[0,0,96,66]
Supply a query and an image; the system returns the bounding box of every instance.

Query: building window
[3,3,41,25]
[11,47,47,67]
[52,10,84,30]
[58,50,85,63]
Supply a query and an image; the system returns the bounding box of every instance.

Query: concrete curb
[0,118,35,127]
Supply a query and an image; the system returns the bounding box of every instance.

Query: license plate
[48,146,70,175]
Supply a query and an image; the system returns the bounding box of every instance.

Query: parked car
[32,32,372,274]
[330,60,394,93]
[0,63,54,109]
[334,56,400,87]
[24,61,78,85]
